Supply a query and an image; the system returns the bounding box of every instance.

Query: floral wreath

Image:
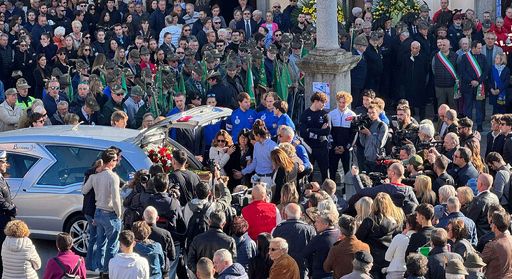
[147,146,173,173]
[373,0,421,22]
[296,0,345,24]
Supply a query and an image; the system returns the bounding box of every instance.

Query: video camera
[350,114,372,130]
[362,171,387,185]
[417,140,444,151]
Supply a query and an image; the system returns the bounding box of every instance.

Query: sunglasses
[183,29,191,32]
[273,6,281,8]
[275,34,282,37]
[114,93,124,96]
[176,52,184,54]
[214,22,221,24]
[243,13,250,15]
[217,139,226,143]
[50,86,60,90]
[84,48,91,51]
[80,4,86,7]
[84,36,91,39]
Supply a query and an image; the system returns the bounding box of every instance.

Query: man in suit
[364,32,383,93]
[76,96,100,125]
[351,34,368,107]
[467,173,500,238]
[236,9,257,41]
[457,41,487,131]
[124,49,142,78]
[402,41,429,119]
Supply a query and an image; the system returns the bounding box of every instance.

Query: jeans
[168,243,180,279]
[94,209,122,272]
[85,214,98,271]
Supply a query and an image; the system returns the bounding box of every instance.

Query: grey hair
[419,123,435,139]
[411,41,421,48]
[57,101,69,108]
[252,10,262,17]
[445,109,458,122]
[284,203,301,219]
[54,26,66,36]
[352,258,372,273]
[143,206,158,224]
[439,185,457,203]
[270,237,289,252]
[445,132,460,146]
[280,125,295,139]
[446,196,461,212]
[213,249,233,264]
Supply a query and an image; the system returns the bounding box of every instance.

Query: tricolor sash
[466,52,486,100]
[436,51,459,96]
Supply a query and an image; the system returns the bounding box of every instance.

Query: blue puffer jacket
[134,240,165,279]
[233,232,256,270]
[218,263,249,279]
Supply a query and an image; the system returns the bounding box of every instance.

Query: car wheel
[65,215,89,256]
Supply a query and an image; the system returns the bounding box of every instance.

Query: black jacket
[364,45,383,91]
[466,191,500,238]
[272,219,316,274]
[302,228,340,279]
[149,223,176,274]
[406,226,435,257]
[502,133,512,164]
[0,176,16,217]
[207,82,237,109]
[142,192,186,242]
[356,216,399,272]
[486,132,505,157]
[433,172,455,195]
[451,162,479,187]
[426,246,464,279]
[187,227,237,273]
[350,48,367,90]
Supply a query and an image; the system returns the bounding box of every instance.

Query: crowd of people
[1,0,512,278]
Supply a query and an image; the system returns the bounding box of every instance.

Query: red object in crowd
[493,25,512,54]
[177,115,193,122]
[242,200,279,240]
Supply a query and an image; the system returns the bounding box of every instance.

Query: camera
[140,174,151,184]
[351,114,372,130]
[416,140,444,151]
[208,159,218,174]
[362,171,387,185]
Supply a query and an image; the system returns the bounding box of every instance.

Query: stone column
[316,0,339,50]
[297,0,360,110]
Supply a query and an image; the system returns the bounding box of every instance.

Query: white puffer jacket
[1,236,41,279]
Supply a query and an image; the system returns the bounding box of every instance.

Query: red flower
[166,153,172,160]
[161,159,168,165]
[148,149,156,155]
[163,165,171,173]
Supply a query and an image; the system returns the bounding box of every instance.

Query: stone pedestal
[298,49,361,109]
[297,0,360,109]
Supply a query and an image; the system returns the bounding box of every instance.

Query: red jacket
[242,200,278,240]
[42,250,86,279]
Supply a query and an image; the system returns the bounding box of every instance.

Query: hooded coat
[1,236,41,279]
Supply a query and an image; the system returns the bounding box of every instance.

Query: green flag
[121,72,128,95]
[100,72,106,87]
[274,62,291,101]
[155,70,164,112]
[259,59,267,88]
[245,59,255,104]
[67,75,73,101]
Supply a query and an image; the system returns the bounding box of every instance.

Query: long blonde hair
[355,196,373,227]
[371,192,405,225]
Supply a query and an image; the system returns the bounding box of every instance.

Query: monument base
[298,48,361,110]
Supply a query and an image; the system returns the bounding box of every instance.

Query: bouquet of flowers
[147,146,173,173]
[373,0,421,22]
[298,0,345,24]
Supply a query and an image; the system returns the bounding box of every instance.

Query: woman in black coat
[356,192,403,279]
[32,54,52,99]
[13,40,36,96]
[270,148,298,204]
[225,128,253,190]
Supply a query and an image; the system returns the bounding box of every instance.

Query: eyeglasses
[183,29,191,32]
[217,139,226,143]
[214,21,221,24]
[50,86,60,90]
[84,36,91,39]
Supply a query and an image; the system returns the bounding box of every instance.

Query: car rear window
[37,146,135,186]
[6,153,39,179]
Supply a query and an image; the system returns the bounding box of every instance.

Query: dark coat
[273,219,316,275]
[207,82,237,108]
[402,53,429,106]
[432,172,455,195]
[406,226,435,257]
[98,99,126,126]
[302,228,340,279]
[364,45,383,91]
[466,191,500,238]
[43,92,69,117]
[426,246,464,279]
[356,216,399,272]
[236,19,258,40]
[457,52,488,95]
[149,223,176,274]
[350,48,367,90]
[187,227,237,273]
[486,132,505,157]
[451,162,479,187]
[218,263,248,279]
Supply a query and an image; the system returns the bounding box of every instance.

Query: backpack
[186,202,211,249]
[53,256,82,279]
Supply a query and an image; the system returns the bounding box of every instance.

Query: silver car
[0,106,231,254]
